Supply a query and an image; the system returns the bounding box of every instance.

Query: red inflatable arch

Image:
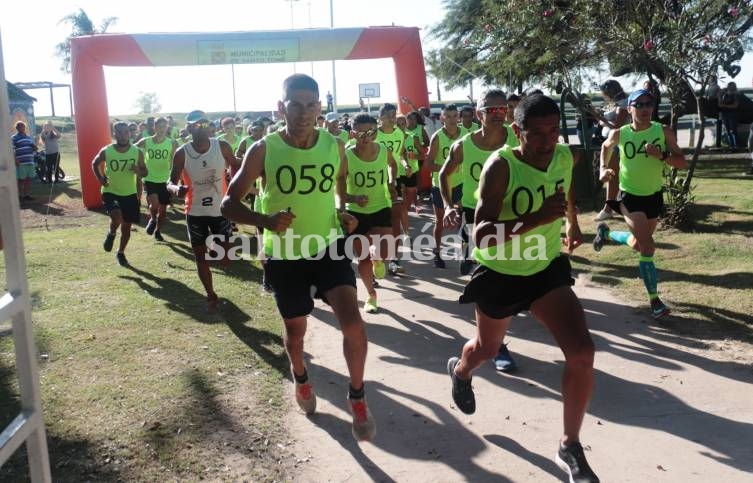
[71,27,430,209]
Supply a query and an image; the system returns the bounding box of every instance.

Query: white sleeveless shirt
[183,138,226,217]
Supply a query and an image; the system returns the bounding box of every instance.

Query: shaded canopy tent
[71,27,430,209]
[14,81,72,118]
[6,81,36,135]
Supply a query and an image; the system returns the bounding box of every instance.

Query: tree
[429,0,753,227]
[55,8,117,73]
[133,92,161,115]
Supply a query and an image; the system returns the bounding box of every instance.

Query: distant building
[6,81,36,135]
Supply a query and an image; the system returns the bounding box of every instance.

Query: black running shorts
[102,192,141,224]
[144,181,171,205]
[266,238,356,319]
[459,255,575,319]
[348,207,392,236]
[186,215,233,247]
[617,190,663,220]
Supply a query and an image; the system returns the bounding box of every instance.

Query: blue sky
[2,0,751,117]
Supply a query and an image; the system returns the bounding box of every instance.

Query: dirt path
[283,249,753,482]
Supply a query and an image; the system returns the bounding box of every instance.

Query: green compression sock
[639,255,658,298]
[609,231,632,246]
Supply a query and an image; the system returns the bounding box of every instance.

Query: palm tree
[55,8,118,73]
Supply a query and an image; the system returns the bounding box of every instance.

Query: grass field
[1,139,293,481]
[1,134,752,480]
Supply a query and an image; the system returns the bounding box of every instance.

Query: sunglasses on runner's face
[630,102,653,110]
[354,129,377,138]
[478,106,508,115]
[190,120,211,129]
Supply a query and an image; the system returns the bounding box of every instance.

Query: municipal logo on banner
[197,39,300,65]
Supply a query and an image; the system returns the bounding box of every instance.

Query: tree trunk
[682,94,705,195]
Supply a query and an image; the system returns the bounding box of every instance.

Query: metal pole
[330,0,337,112]
[68,85,74,118]
[49,85,55,117]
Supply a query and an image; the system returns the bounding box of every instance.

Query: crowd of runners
[90,73,689,483]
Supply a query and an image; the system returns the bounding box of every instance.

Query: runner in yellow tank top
[594,88,686,318]
[234,119,267,283]
[324,112,350,144]
[221,74,377,442]
[92,121,148,267]
[344,113,398,314]
[426,104,464,268]
[136,117,178,242]
[440,89,515,275]
[376,103,410,275]
[447,95,601,483]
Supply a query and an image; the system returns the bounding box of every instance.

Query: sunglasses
[190,120,211,129]
[478,106,509,115]
[630,102,654,109]
[353,129,377,138]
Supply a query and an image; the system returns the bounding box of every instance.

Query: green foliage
[55,8,118,73]
[662,168,695,230]
[429,1,752,100]
[429,0,753,214]
[133,92,162,115]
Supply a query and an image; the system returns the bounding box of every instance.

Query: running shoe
[145,218,157,235]
[650,297,670,319]
[154,230,164,242]
[348,397,376,441]
[592,223,609,252]
[372,260,386,279]
[364,296,378,314]
[493,344,518,373]
[459,259,474,276]
[116,252,129,267]
[295,380,317,415]
[103,232,116,252]
[555,441,600,483]
[593,208,613,222]
[447,357,475,414]
[433,252,446,269]
[387,261,400,275]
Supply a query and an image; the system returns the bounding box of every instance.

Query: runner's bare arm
[335,141,349,210]
[135,149,148,177]
[386,150,398,200]
[427,133,439,170]
[564,163,582,253]
[167,147,186,197]
[218,140,239,170]
[599,129,620,182]
[661,126,687,169]
[91,148,108,186]
[386,149,398,184]
[439,141,462,210]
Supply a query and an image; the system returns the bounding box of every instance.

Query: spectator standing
[326,91,334,112]
[11,121,36,202]
[718,82,740,151]
[39,121,62,183]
